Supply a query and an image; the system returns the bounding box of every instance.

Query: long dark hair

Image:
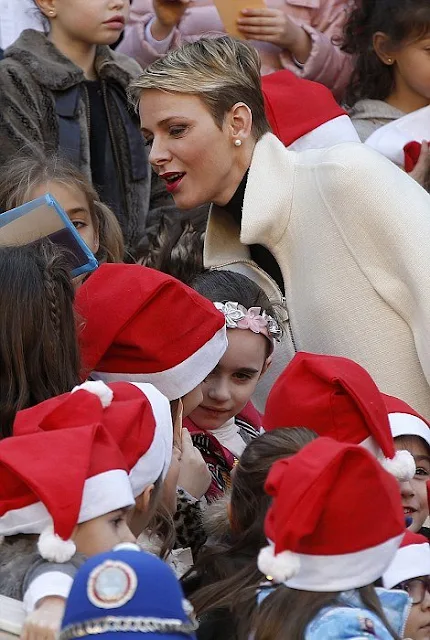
[252,584,401,640]
[342,0,430,106]
[0,242,81,438]
[185,428,317,638]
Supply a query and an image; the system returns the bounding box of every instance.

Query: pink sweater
[118,0,354,100]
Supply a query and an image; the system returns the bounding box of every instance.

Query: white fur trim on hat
[284,533,403,592]
[37,525,76,562]
[257,544,301,583]
[381,450,416,482]
[71,380,113,408]
[92,324,228,401]
[287,115,360,152]
[389,412,430,449]
[383,542,430,589]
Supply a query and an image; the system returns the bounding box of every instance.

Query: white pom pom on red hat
[71,381,113,408]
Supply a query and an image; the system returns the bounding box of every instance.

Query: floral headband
[214,301,282,348]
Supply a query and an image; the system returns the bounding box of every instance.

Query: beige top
[205,133,430,418]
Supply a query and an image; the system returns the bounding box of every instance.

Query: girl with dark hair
[0,153,124,264]
[253,438,409,640]
[186,270,281,501]
[182,427,318,640]
[0,242,80,439]
[343,0,430,185]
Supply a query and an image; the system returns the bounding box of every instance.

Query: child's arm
[21,596,65,640]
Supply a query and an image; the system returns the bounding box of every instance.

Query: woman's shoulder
[306,605,395,639]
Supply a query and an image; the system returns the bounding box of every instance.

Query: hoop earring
[234,139,242,147]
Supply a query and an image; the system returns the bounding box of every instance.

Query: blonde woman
[131,36,430,417]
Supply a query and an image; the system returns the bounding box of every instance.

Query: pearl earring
[234,139,242,147]
[387,57,393,64]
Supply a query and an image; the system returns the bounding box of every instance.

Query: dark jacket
[0,30,177,258]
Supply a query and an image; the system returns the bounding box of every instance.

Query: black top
[85,80,121,213]
[223,171,285,294]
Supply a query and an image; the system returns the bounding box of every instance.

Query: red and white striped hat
[0,422,134,563]
[75,264,227,401]
[258,438,405,590]
[382,530,430,589]
[263,352,415,481]
[13,380,173,498]
[383,394,430,449]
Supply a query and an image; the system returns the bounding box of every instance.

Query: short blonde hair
[129,36,271,140]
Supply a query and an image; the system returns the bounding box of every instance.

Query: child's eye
[111,515,126,528]
[71,220,86,230]
[233,372,252,381]
[415,466,430,478]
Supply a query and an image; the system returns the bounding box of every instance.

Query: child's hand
[21,596,65,640]
[409,140,430,189]
[152,0,192,39]
[177,429,212,500]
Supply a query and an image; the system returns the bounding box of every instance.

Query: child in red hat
[263,352,416,482]
[254,438,408,639]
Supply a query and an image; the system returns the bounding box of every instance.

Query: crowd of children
[2,1,430,640]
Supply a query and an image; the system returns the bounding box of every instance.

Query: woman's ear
[373,32,396,65]
[227,102,253,143]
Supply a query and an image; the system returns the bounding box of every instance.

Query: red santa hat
[382,530,430,589]
[0,423,134,563]
[257,437,405,589]
[262,70,360,150]
[75,264,227,401]
[263,352,415,481]
[13,380,173,498]
[365,105,430,169]
[383,393,430,450]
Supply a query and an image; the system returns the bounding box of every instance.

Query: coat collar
[204,133,295,268]
[4,29,138,91]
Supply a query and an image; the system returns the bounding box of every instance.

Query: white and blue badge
[87,560,138,609]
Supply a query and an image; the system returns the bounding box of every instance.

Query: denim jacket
[257,586,411,639]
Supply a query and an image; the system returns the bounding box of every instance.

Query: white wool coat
[204,133,430,418]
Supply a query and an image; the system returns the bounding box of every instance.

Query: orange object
[213,0,266,39]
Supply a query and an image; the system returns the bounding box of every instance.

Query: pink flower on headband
[237,307,269,334]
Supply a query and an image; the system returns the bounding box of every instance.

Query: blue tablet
[0,193,98,278]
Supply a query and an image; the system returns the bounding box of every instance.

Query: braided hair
[0,242,81,439]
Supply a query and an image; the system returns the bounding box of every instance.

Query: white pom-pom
[71,381,113,408]
[38,525,76,562]
[257,545,301,583]
[382,449,416,481]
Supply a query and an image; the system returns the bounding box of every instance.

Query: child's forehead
[395,434,430,456]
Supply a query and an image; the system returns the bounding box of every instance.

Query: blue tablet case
[0,193,98,278]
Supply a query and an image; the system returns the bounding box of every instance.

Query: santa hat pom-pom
[257,545,301,583]
[71,380,113,408]
[382,449,416,482]
[38,525,76,563]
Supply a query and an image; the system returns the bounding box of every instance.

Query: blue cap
[60,544,198,640]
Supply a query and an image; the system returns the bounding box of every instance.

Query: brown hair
[0,153,124,264]
[185,428,317,637]
[129,36,271,141]
[252,584,400,640]
[0,242,81,439]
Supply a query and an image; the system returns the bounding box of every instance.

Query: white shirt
[208,418,246,458]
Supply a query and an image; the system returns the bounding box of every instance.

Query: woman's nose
[148,137,171,168]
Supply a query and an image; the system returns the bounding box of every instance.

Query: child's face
[387,35,430,107]
[73,508,135,557]
[189,329,270,430]
[37,0,130,47]
[30,181,99,255]
[396,435,430,532]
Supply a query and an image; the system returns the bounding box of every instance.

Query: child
[263,352,416,482]
[0,0,176,258]
[0,242,80,439]
[186,270,281,500]
[183,427,318,640]
[60,544,198,640]
[254,438,408,640]
[382,531,430,639]
[0,153,124,264]
[384,394,430,536]
[343,0,430,185]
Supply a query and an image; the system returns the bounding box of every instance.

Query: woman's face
[139,90,250,210]
[30,181,100,255]
[395,436,430,532]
